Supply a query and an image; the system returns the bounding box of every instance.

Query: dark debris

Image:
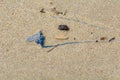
[40,8,45,13]
[109,37,115,42]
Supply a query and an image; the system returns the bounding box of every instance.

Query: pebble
[58,25,69,31]
[55,34,69,40]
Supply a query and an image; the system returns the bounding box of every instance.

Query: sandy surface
[0,0,120,80]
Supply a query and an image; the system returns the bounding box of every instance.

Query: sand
[0,0,120,80]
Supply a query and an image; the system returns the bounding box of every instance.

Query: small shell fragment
[55,34,69,40]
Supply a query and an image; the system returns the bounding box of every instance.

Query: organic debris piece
[40,8,45,13]
[100,37,106,40]
[109,37,115,42]
[58,25,69,31]
[51,7,63,15]
[56,12,63,15]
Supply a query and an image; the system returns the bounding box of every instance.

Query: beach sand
[0,0,120,80]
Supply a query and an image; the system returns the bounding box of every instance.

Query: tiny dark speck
[74,38,76,40]
[50,2,53,5]
[91,32,93,34]
[96,40,98,42]
[40,8,45,13]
